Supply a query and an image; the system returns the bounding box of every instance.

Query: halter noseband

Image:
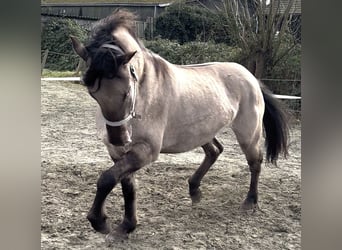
[100,44,140,127]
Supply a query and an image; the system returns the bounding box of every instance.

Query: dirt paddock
[41,80,301,249]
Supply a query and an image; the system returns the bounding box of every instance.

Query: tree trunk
[254,52,265,79]
[246,58,256,76]
[244,52,265,79]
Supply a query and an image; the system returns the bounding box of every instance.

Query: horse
[70,9,289,241]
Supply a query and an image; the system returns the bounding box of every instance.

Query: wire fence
[261,78,301,120]
[41,49,81,73]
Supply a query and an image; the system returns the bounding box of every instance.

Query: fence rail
[41,76,301,99]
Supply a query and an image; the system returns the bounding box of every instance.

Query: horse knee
[204,144,221,162]
[97,169,117,193]
[247,150,263,166]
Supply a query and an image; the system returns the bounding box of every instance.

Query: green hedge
[144,38,241,65]
[41,18,88,71]
[154,3,233,45]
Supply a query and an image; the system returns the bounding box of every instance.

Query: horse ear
[70,35,88,61]
[120,51,137,65]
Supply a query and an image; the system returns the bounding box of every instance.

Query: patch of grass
[42,69,81,77]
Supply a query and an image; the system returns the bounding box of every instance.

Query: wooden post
[76,58,83,74]
[41,49,49,74]
[151,17,154,40]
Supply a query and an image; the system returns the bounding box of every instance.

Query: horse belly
[161,112,231,153]
[160,68,238,153]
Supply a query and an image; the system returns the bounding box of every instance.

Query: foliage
[221,0,301,80]
[265,41,301,96]
[145,37,300,99]
[41,17,88,71]
[268,36,301,81]
[263,34,301,115]
[154,2,233,44]
[144,38,241,65]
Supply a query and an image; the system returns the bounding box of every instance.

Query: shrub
[41,18,88,71]
[154,2,233,45]
[144,38,241,65]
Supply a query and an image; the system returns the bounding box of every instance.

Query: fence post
[151,17,154,40]
[76,58,83,74]
[41,49,49,74]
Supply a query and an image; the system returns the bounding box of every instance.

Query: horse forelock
[82,48,124,87]
[81,9,143,86]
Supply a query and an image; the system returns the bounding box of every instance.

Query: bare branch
[272,42,298,67]
[220,0,300,77]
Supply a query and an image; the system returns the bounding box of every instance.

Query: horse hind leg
[188,137,223,203]
[241,151,263,212]
[232,114,263,212]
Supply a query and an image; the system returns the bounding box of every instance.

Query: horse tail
[260,83,289,165]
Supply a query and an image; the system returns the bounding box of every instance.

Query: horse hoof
[190,189,202,204]
[239,198,259,214]
[105,228,129,246]
[87,214,111,234]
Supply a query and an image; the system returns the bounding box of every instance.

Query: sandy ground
[41,80,301,249]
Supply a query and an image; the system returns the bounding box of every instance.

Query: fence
[41,49,82,74]
[261,78,301,119]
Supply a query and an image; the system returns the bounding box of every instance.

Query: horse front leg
[118,173,137,234]
[86,165,116,234]
[87,142,154,236]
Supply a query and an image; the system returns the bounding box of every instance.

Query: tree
[221,0,300,78]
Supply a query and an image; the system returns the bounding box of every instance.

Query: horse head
[71,36,138,147]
